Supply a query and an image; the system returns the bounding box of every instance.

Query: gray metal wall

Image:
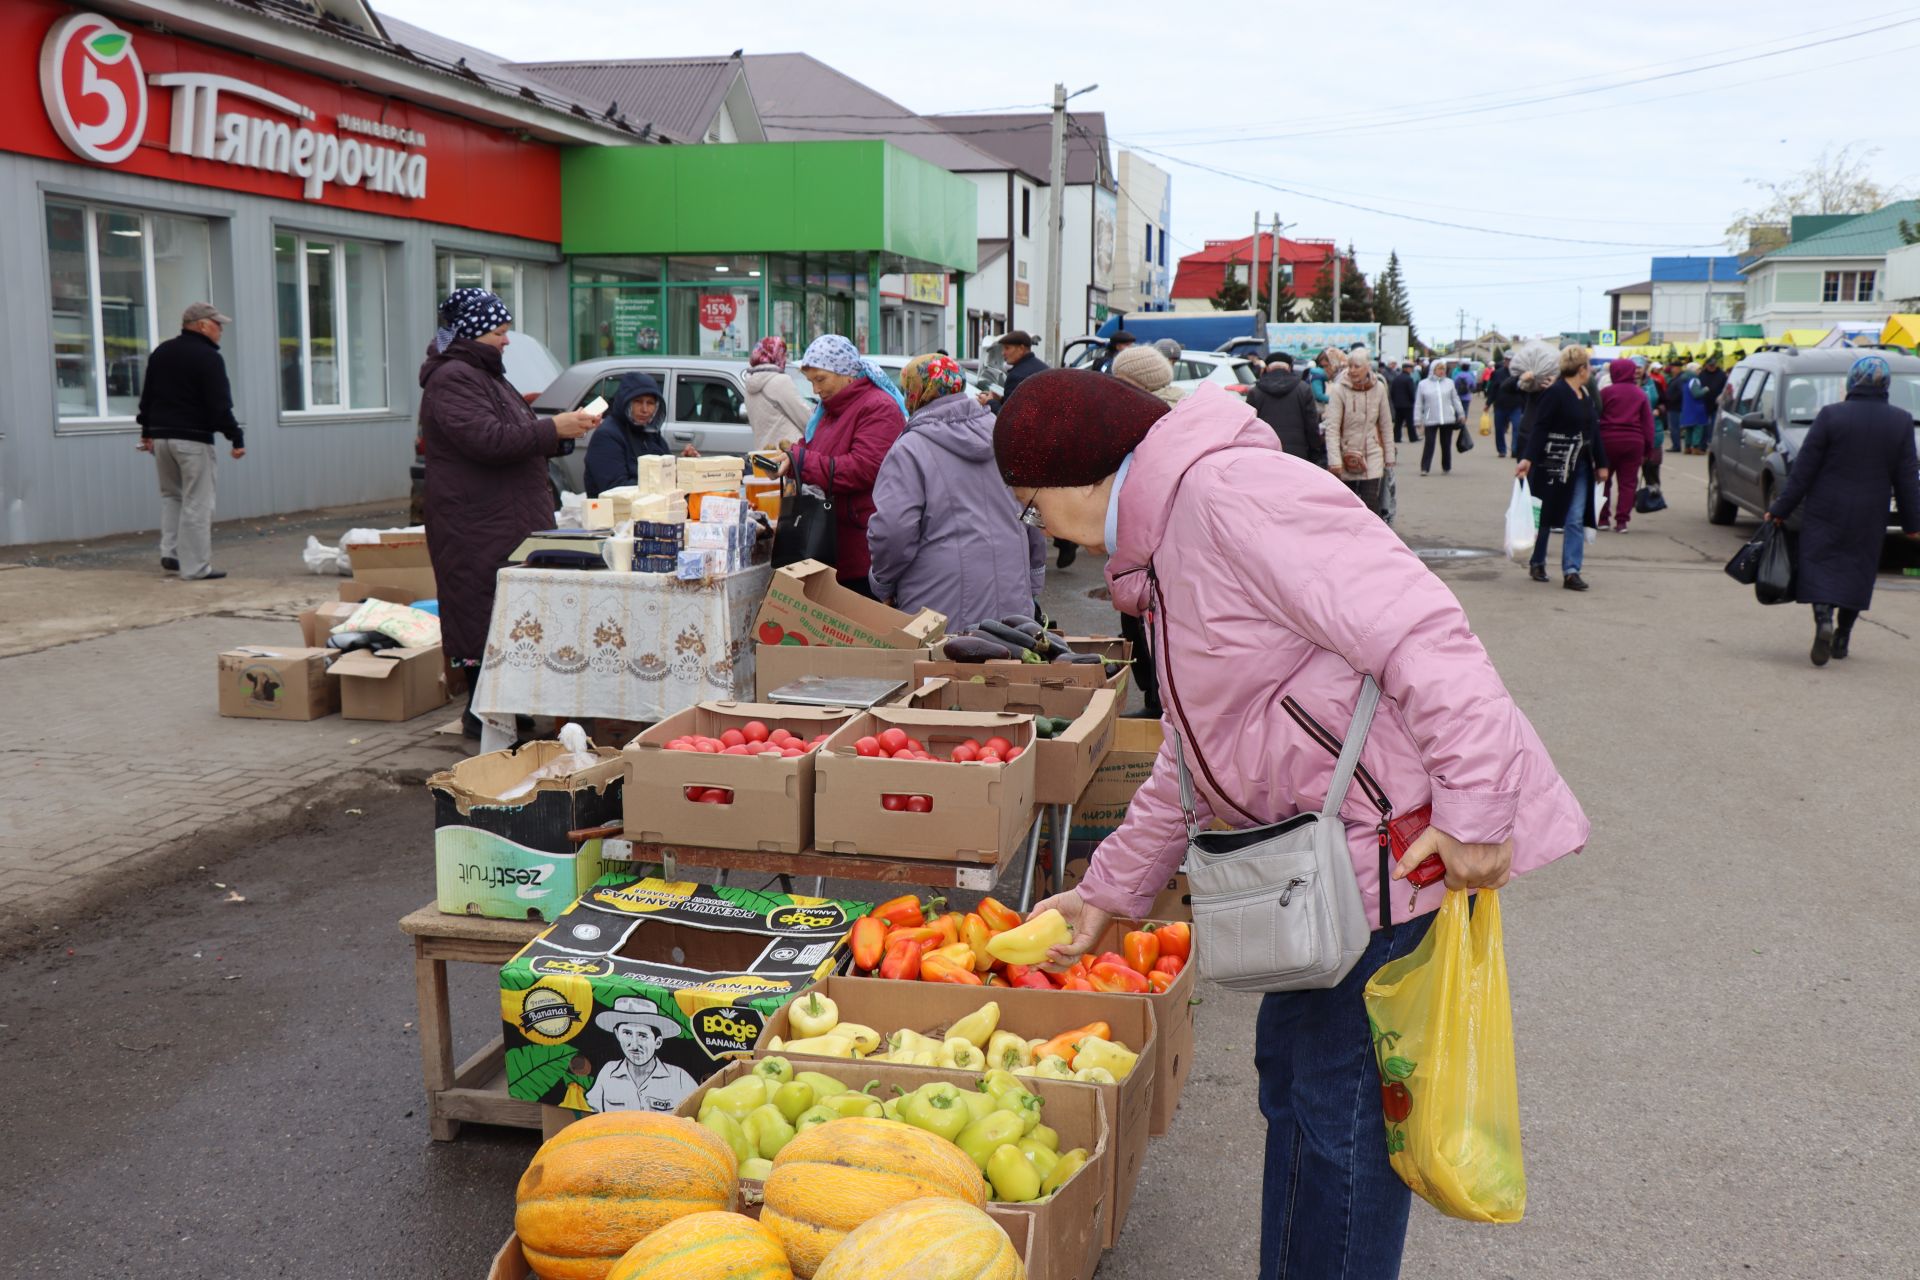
[0,152,567,546]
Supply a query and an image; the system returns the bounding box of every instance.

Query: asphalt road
[4,441,1916,1278]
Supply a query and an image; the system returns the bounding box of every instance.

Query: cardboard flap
[331,649,402,679]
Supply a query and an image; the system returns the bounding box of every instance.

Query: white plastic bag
[555,490,587,529]
[497,723,599,800]
[301,535,347,576]
[1504,480,1539,563]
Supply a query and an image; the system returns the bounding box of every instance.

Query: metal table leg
[1014,810,1044,911]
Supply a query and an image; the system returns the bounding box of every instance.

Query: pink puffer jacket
[1079,384,1589,925]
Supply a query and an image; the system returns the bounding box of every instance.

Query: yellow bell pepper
[947,1000,1001,1048]
[1070,1036,1138,1080]
[1040,1147,1089,1197]
[884,1028,939,1059]
[832,1022,882,1055]
[928,941,979,972]
[937,1036,985,1071]
[779,1034,858,1059]
[984,909,1072,967]
[1072,1065,1116,1084]
[789,990,839,1038]
[986,1030,1034,1071]
[1014,1055,1076,1081]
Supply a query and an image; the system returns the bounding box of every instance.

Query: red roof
[1173,234,1337,301]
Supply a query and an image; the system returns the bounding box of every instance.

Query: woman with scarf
[743,336,808,450]
[778,334,907,596]
[1517,345,1610,591]
[997,370,1587,1280]
[1765,355,1920,665]
[584,371,683,497]
[417,289,599,734]
[1324,347,1394,514]
[866,354,1046,630]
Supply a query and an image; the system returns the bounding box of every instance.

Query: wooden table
[399,904,572,1142]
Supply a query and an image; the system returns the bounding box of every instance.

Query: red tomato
[906,738,925,754]
[906,795,933,813]
[683,786,701,800]
[914,751,934,760]
[742,721,769,743]
[878,727,909,754]
[950,743,979,763]
[984,737,1013,757]
[722,744,751,755]
[855,736,881,757]
[964,738,984,753]
[1005,746,1023,761]
[978,751,1003,765]
[782,747,804,757]
[766,727,790,744]
[881,793,907,811]
[694,740,721,753]
[699,788,733,804]
[811,734,829,745]
[720,729,747,748]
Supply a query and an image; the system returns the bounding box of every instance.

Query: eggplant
[1001,616,1045,636]
[977,620,1042,653]
[943,634,1015,663]
[1053,652,1102,665]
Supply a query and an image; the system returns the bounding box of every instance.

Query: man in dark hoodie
[1245,352,1327,466]
[1387,359,1419,443]
[584,371,685,497]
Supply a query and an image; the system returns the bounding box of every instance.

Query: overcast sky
[382,0,1920,341]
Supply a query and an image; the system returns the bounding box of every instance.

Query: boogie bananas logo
[766,903,847,933]
[690,1005,765,1060]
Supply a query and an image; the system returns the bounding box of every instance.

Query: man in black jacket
[1387,359,1419,443]
[138,303,242,580]
[983,332,1073,564]
[1246,353,1326,466]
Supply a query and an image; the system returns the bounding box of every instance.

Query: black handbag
[1635,485,1668,514]
[770,448,838,569]
[1754,521,1794,605]
[1724,527,1765,585]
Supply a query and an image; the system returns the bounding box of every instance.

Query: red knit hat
[994,369,1171,487]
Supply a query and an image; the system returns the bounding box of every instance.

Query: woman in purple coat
[867,354,1046,629]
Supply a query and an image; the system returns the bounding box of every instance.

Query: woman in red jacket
[779,334,907,595]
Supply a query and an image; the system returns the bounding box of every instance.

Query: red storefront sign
[10,2,562,242]
[697,293,739,331]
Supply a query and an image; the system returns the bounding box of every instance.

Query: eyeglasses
[1018,496,1046,530]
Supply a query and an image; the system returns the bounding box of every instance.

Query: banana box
[499,874,872,1115]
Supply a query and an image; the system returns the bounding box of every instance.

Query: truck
[1094,310,1268,358]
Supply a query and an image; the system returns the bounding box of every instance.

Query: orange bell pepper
[927,941,977,972]
[1147,970,1175,994]
[884,925,945,955]
[963,913,995,970]
[849,915,890,972]
[932,911,964,947]
[922,951,984,984]
[1094,952,1130,973]
[873,894,940,929]
[1032,1021,1111,1066]
[1153,953,1185,978]
[1005,965,1054,991]
[1061,974,1095,991]
[1089,961,1150,994]
[880,933,923,981]
[1153,921,1191,962]
[1122,930,1160,975]
[975,896,1024,934]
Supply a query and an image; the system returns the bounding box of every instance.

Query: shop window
[1822,270,1875,303]
[435,251,550,347]
[1144,225,1153,262]
[674,375,747,425]
[275,232,389,413]
[667,287,759,357]
[1021,188,1031,239]
[570,256,663,286]
[44,198,212,422]
[667,254,762,283]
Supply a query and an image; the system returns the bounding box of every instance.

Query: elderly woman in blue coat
[1766,355,1920,665]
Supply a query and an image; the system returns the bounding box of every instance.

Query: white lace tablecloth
[471,563,773,724]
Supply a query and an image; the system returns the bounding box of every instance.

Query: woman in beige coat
[1324,347,1394,514]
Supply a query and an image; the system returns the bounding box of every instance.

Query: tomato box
[814,708,1037,863]
[753,641,934,700]
[498,873,871,1117]
[912,675,1119,806]
[625,702,857,854]
[754,559,947,651]
[757,975,1155,1249]
[1068,716,1165,844]
[678,1058,1108,1280]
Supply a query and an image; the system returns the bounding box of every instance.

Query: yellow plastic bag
[1363,890,1525,1222]
[1478,409,1493,436]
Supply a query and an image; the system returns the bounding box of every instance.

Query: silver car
[530,356,816,495]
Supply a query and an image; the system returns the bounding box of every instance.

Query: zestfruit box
[758,975,1156,1248]
[498,874,870,1115]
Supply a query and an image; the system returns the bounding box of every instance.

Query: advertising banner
[1265,322,1382,361]
[697,291,753,357]
[611,294,662,355]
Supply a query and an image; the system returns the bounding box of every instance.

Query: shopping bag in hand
[1478,410,1493,436]
[1754,520,1794,605]
[1504,480,1540,563]
[1364,890,1526,1223]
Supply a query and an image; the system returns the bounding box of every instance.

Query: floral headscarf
[800,334,864,376]
[1847,354,1891,394]
[901,353,967,413]
[435,288,512,353]
[749,335,788,370]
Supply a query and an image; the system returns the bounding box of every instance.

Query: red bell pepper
[1147,970,1176,994]
[1005,965,1054,991]
[1122,930,1160,975]
[1153,921,1191,962]
[962,913,995,970]
[1093,951,1130,974]
[873,894,940,929]
[975,896,1024,934]
[921,952,984,984]
[1061,973,1095,991]
[879,934,923,981]
[883,925,944,955]
[849,915,890,972]
[1089,961,1151,994]
[1153,953,1186,978]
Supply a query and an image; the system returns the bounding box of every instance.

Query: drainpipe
[867,251,881,354]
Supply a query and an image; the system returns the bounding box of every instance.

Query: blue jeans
[1529,462,1590,576]
[1494,403,1523,456]
[1257,911,1436,1280]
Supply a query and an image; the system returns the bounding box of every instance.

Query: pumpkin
[814,1198,1024,1280]
[761,1118,988,1278]
[607,1211,791,1280]
[515,1112,738,1280]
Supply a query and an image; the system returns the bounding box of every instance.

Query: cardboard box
[915,679,1119,806]
[1069,717,1165,844]
[759,975,1155,1248]
[428,740,627,922]
[500,874,871,1115]
[915,655,1126,695]
[333,645,449,721]
[754,642,933,701]
[755,560,946,651]
[485,1213,1035,1280]
[216,646,338,721]
[814,708,1036,863]
[297,600,360,649]
[625,703,857,854]
[1093,919,1197,1137]
[679,1058,1107,1280]
[343,533,436,603]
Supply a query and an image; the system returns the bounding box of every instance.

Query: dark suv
[1706,347,1920,525]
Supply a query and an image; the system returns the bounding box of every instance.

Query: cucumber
[944,635,1015,663]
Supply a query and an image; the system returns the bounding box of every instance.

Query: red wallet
[1388,805,1447,888]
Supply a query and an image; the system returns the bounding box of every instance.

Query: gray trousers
[154,439,217,577]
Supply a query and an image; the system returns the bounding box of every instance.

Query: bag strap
[1168,676,1380,836]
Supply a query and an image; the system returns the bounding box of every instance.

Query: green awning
[561,141,978,273]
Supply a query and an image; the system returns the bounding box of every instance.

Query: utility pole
[1332,252,1342,323]
[1706,254,1716,340]
[1043,82,1067,366]
[1457,308,1466,348]
[1268,213,1282,324]
[1249,211,1262,322]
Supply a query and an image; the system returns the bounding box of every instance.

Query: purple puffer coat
[866,391,1046,631]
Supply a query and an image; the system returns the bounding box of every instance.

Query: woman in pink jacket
[996,370,1588,1280]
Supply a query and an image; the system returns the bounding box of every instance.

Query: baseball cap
[182,302,232,326]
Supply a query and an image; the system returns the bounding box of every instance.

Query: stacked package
[676,495,757,580]
[677,456,744,495]
[633,520,685,574]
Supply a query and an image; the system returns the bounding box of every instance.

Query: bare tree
[1725,143,1902,249]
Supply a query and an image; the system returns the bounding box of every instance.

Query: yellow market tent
[1881,314,1920,349]
[1773,328,1832,347]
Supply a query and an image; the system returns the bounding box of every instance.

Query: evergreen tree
[1373,250,1418,346]
[1307,251,1337,321]
[1211,254,1251,311]
[1337,244,1374,323]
